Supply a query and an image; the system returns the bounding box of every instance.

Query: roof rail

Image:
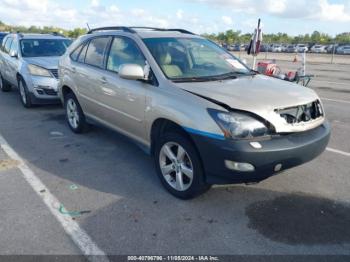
[87,27,136,34]
[130,27,195,35]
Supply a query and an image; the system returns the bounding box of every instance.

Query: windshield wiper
[171,71,255,83]
[172,76,224,83]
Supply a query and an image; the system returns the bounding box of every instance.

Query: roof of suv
[86,27,199,39]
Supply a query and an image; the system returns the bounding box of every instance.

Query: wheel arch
[61,85,74,99]
[150,118,201,160]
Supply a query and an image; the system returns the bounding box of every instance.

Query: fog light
[35,89,44,95]
[225,160,255,172]
[250,142,262,149]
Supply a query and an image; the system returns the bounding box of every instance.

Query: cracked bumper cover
[187,121,331,185]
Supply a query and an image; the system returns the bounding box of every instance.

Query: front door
[96,36,148,141]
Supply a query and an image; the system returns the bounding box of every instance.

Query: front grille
[43,89,58,96]
[49,69,59,79]
[275,100,323,124]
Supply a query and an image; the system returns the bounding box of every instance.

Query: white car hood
[23,56,60,69]
[177,74,324,133]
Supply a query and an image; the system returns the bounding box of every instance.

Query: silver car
[0,33,71,107]
[58,27,330,199]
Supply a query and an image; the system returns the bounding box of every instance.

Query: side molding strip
[183,127,225,140]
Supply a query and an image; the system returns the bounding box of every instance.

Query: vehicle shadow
[79,186,350,254]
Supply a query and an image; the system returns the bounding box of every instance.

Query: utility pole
[331,42,336,64]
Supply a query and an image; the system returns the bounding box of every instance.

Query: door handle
[100,77,108,84]
[71,67,76,73]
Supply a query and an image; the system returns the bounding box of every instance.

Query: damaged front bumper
[186,121,331,185]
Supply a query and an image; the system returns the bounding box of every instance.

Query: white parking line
[321,97,350,104]
[0,134,109,262]
[326,147,350,157]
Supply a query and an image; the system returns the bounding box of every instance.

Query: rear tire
[0,72,11,92]
[154,132,210,199]
[18,78,32,108]
[64,92,87,133]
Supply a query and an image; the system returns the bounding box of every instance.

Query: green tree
[68,28,87,38]
[335,33,350,44]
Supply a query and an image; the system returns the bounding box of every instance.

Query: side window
[9,39,18,55]
[85,37,110,68]
[4,37,13,54]
[107,37,145,73]
[77,43,88,63]
[70,43,84,61]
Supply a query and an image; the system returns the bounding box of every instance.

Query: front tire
[154,132,210,199]
[64,92,87,133]
[18,78,32,108]
[0,72,11,92]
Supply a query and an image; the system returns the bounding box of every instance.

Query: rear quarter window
[70,43,84,61]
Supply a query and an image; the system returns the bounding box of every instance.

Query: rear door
[70,36,112,116]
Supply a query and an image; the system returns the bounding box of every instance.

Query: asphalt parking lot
[0,54,349,259]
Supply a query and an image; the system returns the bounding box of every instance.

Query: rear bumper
[188,121,331,185]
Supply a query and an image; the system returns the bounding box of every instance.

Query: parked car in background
[259,44,269,52]
[0,33,72,107]
[310,45,327,53]
[58,26,330,199]
[0,32,7,45]
[326,44,337,53]
[270,44,282,52]
[281,44,289,52]
[296,44,308,53]
[286,44,297,53]
[338,45,350,54]
[336,45,350,54]
[227,44,240,51]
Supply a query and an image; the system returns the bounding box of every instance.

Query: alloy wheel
[159,142,194,191]
[66,98,80,129]
[19,81,27,104]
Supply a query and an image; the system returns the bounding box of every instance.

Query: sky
[0,0,349,36]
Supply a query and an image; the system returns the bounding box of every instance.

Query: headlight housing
[28,64,52,77]
[208,109,271,139]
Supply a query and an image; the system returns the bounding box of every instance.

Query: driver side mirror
[10,50,18,58]
[119,64,148,81]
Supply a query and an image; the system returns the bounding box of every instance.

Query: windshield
[143,37,250,81]
[20,39,72,57]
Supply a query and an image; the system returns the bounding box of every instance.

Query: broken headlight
[208,109,270,139]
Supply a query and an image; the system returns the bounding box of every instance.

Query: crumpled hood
[177,74,324,133]
[23,56,60,69]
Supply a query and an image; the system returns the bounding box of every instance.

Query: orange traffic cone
[293,54,298,63]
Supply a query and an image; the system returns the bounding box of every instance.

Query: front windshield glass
[143,37,250,81]
[20,39,72,57]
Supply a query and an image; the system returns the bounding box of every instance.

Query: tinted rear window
[70,43,84,61]
[77,43,88,63]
